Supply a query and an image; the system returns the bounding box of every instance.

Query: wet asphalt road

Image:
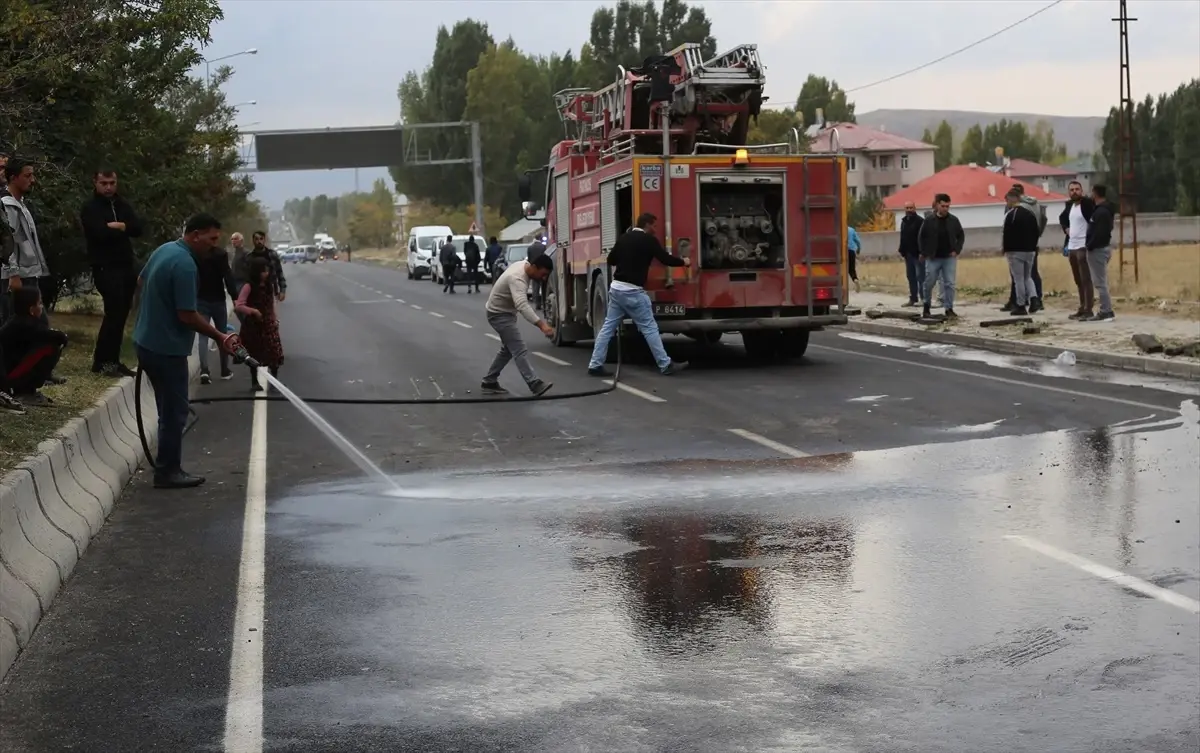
[1,260,1198,753]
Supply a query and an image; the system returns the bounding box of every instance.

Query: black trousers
[8,343,63,394]
[847,252,858,281]
[92,265,137,368]
[442,264,458,291]
[465,264,480,291]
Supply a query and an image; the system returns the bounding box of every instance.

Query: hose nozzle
[232,345,261,370]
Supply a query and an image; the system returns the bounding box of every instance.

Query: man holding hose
[133,213,242,489]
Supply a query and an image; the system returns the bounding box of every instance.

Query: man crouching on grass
[481,253,555,396]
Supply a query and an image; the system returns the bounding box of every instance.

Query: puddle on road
[838,332,1200,397]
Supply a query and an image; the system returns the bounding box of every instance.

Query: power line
[763,0,1066,109]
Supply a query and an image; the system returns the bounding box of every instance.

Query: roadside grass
[348,247,404,267]
[0,307,135,477]
[859,243,1200,318]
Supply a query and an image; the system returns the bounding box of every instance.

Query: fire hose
[134,334,624,470]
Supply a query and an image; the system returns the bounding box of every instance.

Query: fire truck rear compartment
[698,179,785,271]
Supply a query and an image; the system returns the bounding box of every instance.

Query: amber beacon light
[732,148,750,166]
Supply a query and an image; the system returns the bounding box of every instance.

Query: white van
[406,225,453,280]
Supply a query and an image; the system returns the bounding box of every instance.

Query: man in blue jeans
[917,193,965,319]
[133,213,241,489]
[588,213,689,377]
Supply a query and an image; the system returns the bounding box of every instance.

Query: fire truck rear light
[814,287,834,300]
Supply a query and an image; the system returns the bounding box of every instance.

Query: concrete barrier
[0,352,199,681]
[859,214,1200,259]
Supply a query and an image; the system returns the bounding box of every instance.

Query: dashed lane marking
[1005,534,1200,614]
[727,428,810,458]
[534,352,571,366]
[603,379,666,403]
[411,304,423,310]
[429,311,445,318]
[486,333,501,341]
[453,321,472,329]
[347,300,394,305]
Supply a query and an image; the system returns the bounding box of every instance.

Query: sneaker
[1087,311,1115,322]
[17,391,52,407]
[220,369,233,381]
[1011,306,1028,316]
[1000,303,1014,312]
[1068,310,1093,321]
[1029,298,1043,313]
[944,309,959,319]
[587,366,611,377]
[528,379,553,396]
[901,300,918,307]
[480,381,509,395]
[200,372,212,385]
[662,360,689,375]
[153,470,206,489]
[0,391,25,414]
[921,307,932,318]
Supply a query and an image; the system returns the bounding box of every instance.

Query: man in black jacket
[1002,188,1041,316]
[81,169,143,377]
[1059,180,1096,319]
[917,194,965,318]
[439,235,460,293]
[463,234,482,293]
[897,201,924,306]
[196,244,239,384]
[587,213,688,376]
[1084,185,1116,322]
[248,231,286,301]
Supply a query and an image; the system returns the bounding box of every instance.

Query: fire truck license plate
[654,304,686,316]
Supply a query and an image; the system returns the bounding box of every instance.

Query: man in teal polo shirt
[134,213,240,489]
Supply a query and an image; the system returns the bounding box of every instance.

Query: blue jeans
[588,285,671,371]
[903,255,925,302]
[136,345,191,476]
[196,298,229,374]
[924,256,957,310]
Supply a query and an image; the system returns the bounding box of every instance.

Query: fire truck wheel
[741,330,783,361]
[779,329,810,359]
[703,332,723,345]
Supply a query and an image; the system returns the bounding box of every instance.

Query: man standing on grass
[1001,183,1046,313]
[1059,180,1095,320]
[134,213,241,489]
[1083,185,1116,322]
[81,168,143,377]
[1,159,58,353]
[917,193,964,319]
[897,201,924,306]
[1002,188,1040,316]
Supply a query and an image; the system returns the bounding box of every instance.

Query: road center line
[429,311,445,318]
[810,343,1183,413]
[728,428,810,458]
[347,299,393,305]
[534,352,571,366]
[222,372,268,753]
[486,333,501,341]
[410,304,423,310]
[453,321,472,329]
[1005,534,1200,614]
[603,379,667,403]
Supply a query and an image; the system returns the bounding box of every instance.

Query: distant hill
[856,109,1107,156]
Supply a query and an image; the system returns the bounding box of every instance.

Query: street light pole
[203,47,259,85]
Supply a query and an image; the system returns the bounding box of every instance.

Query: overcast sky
[207,0,1200,210]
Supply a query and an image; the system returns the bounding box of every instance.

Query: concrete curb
[844,319,1200,380]
[0,352,200,681]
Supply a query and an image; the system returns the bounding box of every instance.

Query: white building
[882,164,1069,230]
[809,123,937,201]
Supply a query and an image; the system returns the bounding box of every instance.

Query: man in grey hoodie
[1001,183,1046,312]
[1,158,51,327]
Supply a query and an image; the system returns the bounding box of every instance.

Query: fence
[857,214,1200,259]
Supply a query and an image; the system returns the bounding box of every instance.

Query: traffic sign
[467,222,479,234]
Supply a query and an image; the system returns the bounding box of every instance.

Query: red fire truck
[517,43,850,361]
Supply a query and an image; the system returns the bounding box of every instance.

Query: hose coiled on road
[134,332,624,469]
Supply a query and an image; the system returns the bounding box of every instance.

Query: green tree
[795,75,856,128]
[958,124,987,166]
[1,0,252,304]
[579,0,716,87]
[1173,83,1200,215]
[848,194,884,230]
[346,179,398,249]
[921,120,954,171]
[748,109,801,146]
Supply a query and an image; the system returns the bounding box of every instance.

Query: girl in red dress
[234,257,285,392]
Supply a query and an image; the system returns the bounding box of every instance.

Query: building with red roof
[883,164,1068,229]
[990,157,1078,195]
[809,123,937,201]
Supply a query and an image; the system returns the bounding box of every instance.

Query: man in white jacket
[1,158,51,327]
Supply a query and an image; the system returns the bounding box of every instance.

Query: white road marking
[1005,534,1200,614]
[411,304,423,310]
[603,379,666,403]
[429,311,445,318]
[811,344,1182,413]
[222,372,268,753]
[453,321,472,329]
[486,333,501,341]
[728,428,810,458]
[347,299,393,305]
[395,299,406,304]
[534,352,571,366]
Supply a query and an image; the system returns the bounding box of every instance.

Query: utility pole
[1113,0,1139,282]
[402,121,486,238]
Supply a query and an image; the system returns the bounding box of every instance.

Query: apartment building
[988,157,1077,195]
[808,123,937,200]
